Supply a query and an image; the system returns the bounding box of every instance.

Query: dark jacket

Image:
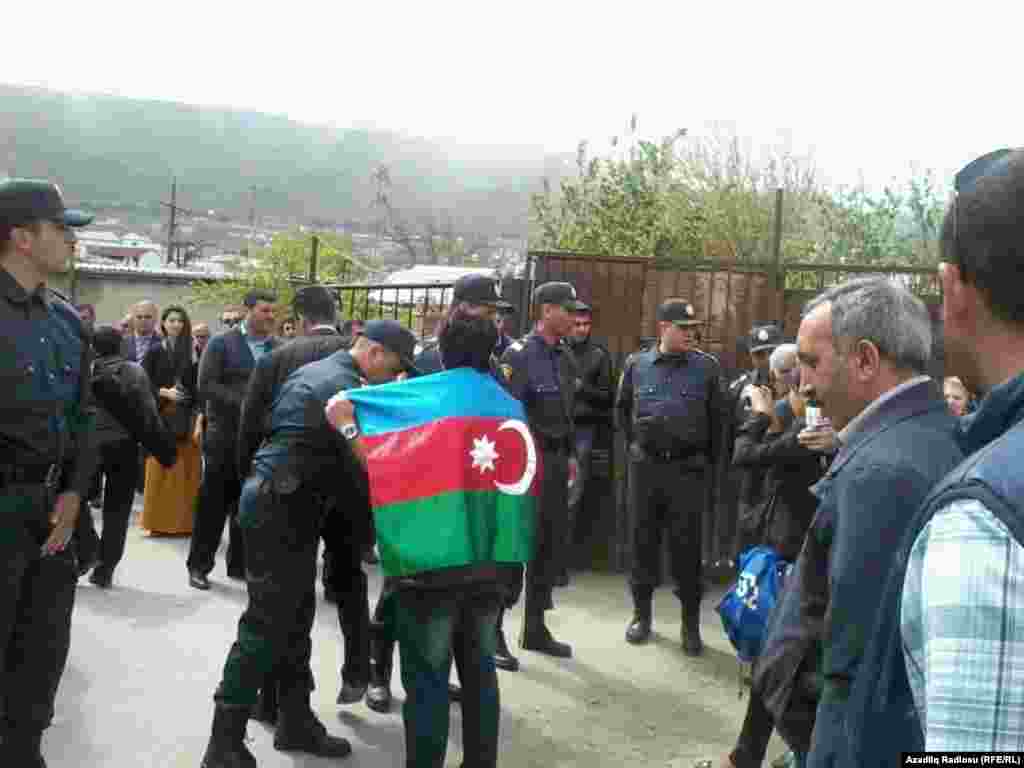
[142,339,198,401]
[238,327,349,479]
[499,333,577,444]
[91,354,177,468]
[845,371,1024,767]
[802,380,962,767]
[121,332,163,365]
[723,368,774,556]
[568,337,614,425]
[731,403,824,561]
[197,327,281,459]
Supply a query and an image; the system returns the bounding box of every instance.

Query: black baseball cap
[292,285,337,319]
[533,281,588,311]
[360,319,419,374]
[453,274,512,309]
[657,299,702,327]
[0,179,93,229]
[749,323,783,353]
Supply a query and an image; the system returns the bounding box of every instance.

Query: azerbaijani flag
[337,368,538,578]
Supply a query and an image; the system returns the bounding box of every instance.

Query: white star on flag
[469,435,500,473]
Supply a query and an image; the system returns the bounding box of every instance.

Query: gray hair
[769,343,798,372]
[803,276,932,373]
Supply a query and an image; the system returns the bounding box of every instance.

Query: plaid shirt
[901,498,1024,751]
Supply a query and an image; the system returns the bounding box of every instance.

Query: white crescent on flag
[493,419,537,496]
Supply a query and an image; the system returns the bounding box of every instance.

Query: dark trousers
[731,690,776,768]
[628,458,705,608]
[394,588,501,768]
[525,449,569,612]
[566,425,596,545]
[90,439,140,576]
[214,479,319,708]
[323,549,370,686]
[188,451,244,577]
[0,486,77,740]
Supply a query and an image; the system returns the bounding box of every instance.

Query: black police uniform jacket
[499,333,576,446]
[237,327,371,556]
[615,346,723,464]
[0,272,97,497]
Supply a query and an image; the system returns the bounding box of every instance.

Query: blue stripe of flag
[344,368,525,437]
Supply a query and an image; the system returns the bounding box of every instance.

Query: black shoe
[200,706,257,768]
[274,696,351,758]
[189,571,211,590]
[520,623,572,658]
[494,628,520,671]
[77,552,99,578]
[625,615,652,645]
[336,679,368,705]
[365,664,392,713]
[323,585,338,603]
[88,568,113,589]
[681,610,704,657]
[226,566,245,581]
[448,683,462,703]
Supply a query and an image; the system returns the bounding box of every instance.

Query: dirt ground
[46,504,787,767]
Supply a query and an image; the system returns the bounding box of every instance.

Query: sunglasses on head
[952,148,1018,281]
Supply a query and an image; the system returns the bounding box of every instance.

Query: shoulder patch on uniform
[501,363,514,382]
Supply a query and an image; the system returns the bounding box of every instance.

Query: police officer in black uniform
[566,301,614,554]
[0,179,97,766]
[500,281,582,658]
[200,320,416,767]
[615,299,723,656]
[494,304,517,358]
[721,323,782,557]
[236,285,373,721]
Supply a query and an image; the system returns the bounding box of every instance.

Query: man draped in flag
[327,308,537,768]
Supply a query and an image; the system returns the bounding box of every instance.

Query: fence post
[308,235,319,283]
[772,188,785,323]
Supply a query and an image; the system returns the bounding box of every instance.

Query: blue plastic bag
[716,545,788,663]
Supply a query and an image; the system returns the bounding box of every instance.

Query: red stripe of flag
[362,416,541,509]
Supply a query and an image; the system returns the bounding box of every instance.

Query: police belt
[536,435,571,454]
[642,448,707,466]
[0,462,64,489]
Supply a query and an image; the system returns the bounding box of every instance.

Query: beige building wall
[52,270,228,331]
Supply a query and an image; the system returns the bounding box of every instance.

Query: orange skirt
[140,435,202,535]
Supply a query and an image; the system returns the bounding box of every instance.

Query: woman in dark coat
[140,305,202,534]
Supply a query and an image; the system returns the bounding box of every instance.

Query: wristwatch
[340,422,360,441]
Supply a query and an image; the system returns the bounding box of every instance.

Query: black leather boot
[273,686,351,757]
[493,609,519,671]
[519,607,572,658]
[200,705,257,768]
[365,622,393,715]
[681,604,704,657]
[625,591,653,645]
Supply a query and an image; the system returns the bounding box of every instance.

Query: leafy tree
[188,231,367,318]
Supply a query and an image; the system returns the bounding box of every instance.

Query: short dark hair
[439,308,498,372]
[92,325,123,357]
[942,149,1024,326]
[243,289,277,308]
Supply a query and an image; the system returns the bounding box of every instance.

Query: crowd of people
[2,147,1023,768]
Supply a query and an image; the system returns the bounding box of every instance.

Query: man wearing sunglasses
[847,148,1024,764]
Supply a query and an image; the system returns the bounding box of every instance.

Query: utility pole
[160,177,198,268]
[308,235,319,282]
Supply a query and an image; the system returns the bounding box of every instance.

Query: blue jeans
[394,587,501,768]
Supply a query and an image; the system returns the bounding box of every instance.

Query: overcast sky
[6,1,1021,191]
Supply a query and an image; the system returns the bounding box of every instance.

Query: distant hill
[0,83,573,236]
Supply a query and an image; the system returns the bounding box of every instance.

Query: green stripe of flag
[374,489,536,578]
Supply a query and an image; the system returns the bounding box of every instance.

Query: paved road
[47,505,786,767]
